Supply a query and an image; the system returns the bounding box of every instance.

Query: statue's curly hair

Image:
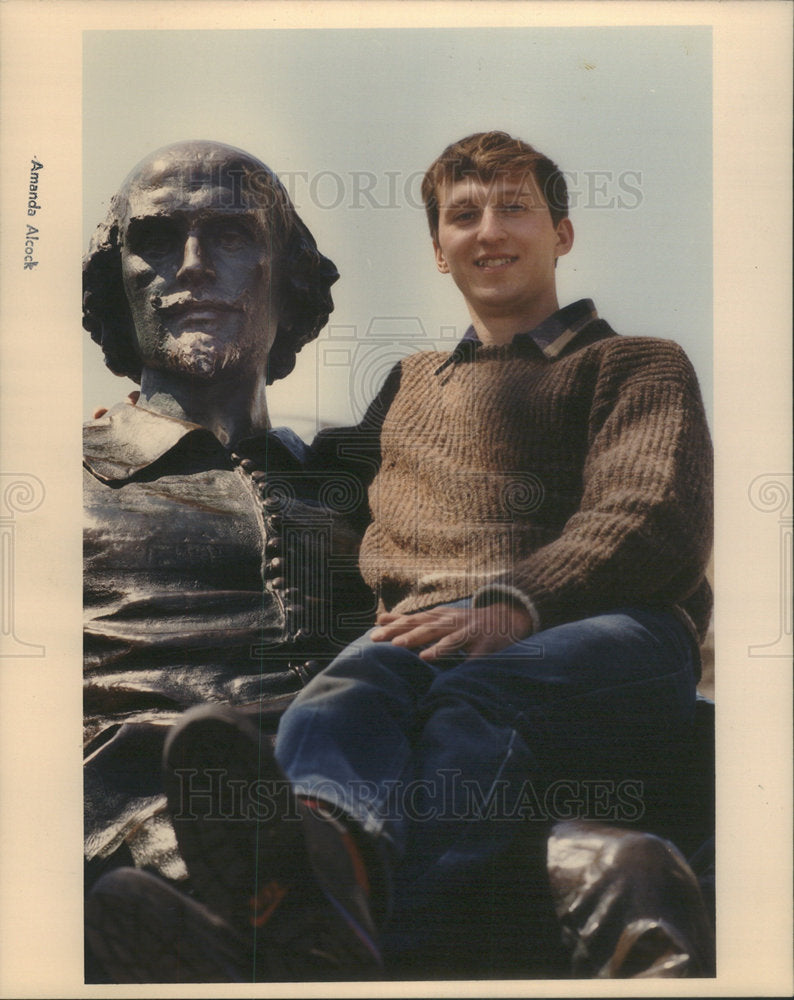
[82,142,339,384]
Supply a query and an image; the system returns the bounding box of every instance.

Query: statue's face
[120,153,279,383]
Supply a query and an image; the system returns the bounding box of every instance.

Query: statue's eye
[143,234,176,256]
[126,220,179,259]
[207,221,254,252]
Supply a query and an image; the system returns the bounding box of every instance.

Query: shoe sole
[162,704,382,980]
[163,704,309,928]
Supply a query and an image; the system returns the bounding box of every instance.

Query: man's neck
[467,294,561,346]
[138,368,271,448]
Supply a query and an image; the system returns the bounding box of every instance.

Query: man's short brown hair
[421,131,569,239]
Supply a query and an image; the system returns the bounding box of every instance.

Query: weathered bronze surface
[83,142,371,880]
[547,820,715,977]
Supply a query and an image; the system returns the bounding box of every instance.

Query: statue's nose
[176,233,214,283]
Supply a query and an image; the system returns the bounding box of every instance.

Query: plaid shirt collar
[461,298,598,359]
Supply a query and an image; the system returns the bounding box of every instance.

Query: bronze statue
[83,141,371,884]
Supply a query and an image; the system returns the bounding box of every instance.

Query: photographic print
[0,2,791,996]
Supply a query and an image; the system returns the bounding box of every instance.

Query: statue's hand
[93,391,140,420]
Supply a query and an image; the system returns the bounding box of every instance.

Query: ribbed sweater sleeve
[474,337,713,632]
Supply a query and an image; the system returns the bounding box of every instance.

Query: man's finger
[372,609,461,639]
[375,619,460,647]
[388,622,460,648]
[418,628,470,662]
[370,617,430,640]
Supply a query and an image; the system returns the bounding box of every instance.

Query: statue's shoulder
[83,403,205,483]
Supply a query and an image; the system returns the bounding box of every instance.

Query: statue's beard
[133,290,274,383]
[155,328,245,381]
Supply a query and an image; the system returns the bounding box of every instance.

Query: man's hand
[93,390,140,420]
[371,602,534,662]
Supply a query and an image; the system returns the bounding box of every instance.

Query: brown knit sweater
[311,319,713,644]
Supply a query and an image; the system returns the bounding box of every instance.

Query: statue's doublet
[83,403,372,873]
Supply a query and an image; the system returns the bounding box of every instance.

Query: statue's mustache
[151,293,245,315]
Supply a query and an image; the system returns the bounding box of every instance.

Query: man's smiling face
[433,171,573,337]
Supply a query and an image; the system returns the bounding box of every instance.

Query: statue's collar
[85,402,309,485]
[83,402,219,483]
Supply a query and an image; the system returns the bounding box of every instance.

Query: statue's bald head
[84,140,338,384]
[117,141,292,243]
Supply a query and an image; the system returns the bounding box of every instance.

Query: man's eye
[500,203,527,213]
[453,210,477,223]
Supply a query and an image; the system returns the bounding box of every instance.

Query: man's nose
[477,207,507,242]
[176,233,214,284]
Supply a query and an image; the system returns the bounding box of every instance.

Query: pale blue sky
[83,26,712,433]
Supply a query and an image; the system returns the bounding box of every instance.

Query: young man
[87,132,714,981]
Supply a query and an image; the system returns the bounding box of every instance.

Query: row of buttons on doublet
[230,451,321,684]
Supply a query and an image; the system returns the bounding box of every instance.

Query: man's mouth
[474,256,517,269]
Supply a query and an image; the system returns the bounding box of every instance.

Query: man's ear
[433,239,450,274]
[554,218,574,259]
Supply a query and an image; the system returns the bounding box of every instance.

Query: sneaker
[162,704,382,981]
[85,867,250,982]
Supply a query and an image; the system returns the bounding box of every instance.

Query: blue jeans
[275,602,697,962]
